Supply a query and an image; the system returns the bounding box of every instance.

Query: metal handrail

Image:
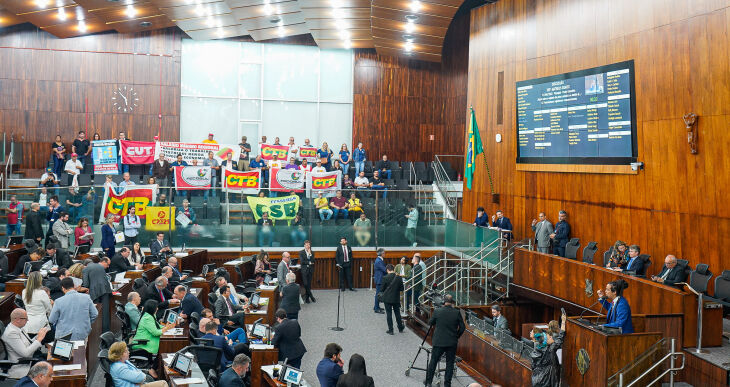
[676,282,707,354]
[621,338,685,387]
[3,151,12,201]
[432,155,459,219]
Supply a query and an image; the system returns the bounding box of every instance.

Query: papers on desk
[72,340,85,349]
[259,297,269,306]
[53,364,81,371]
[249,344,274,350]
[114,272,128,282]
[258,285,276,291]
[172,378,204,385]
[163,353,175,366]
[163,328,184,336]
[175,253,187,258]
[192,277,205,281]
[0,248,9,253]
[249,309,267,315]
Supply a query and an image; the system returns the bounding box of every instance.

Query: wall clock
[112,85,139,113]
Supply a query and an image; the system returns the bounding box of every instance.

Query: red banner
[222,169,260,194]
[269,168,305,192]
[260,144,289,161]
[120,140,156,164]
[174,166,212,190]
[298,146,318,162]
[310,172,339,190]
[99,185,156,223]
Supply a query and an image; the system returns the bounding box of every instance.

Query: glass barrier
[465,310,533,366]
[0,184,457,250]
[443,219,502,264]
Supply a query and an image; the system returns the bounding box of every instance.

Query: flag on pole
[465,108,484,190]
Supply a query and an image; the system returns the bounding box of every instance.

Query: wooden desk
[5,244,27,274]
[513,248,704,347]
[4,279,23,297]
[47,340,87,386]
[257,286,280,325]
[250,347,278,387]
[161,353,207,387]
[223,257,253,285]
[159,323,190,354]
[0,292,17,324]
[262,368,285,387]
[456,325,532,386]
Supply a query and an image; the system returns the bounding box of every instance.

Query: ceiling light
[405,14,419,22]
[76,7,85,21]
[263,3,273,15]
[330,0,341,7]
[78,20,87,32]
[334,19,346,30]
[404,21,415,33]
[340,30,350,40]
[343,39,352,49]
[277,25,286,37]
[194,5,205,16]
[36,0,49,9]
[217,28,225,38]
[404,41,414,52]
[206,17,215,27]
[126,4,136,18]
[57,8,67,21]
[140,21,152,27]
[332,8,344,19]
[269,16,281,24]
[403,34,414,42]
[409,0,422,12]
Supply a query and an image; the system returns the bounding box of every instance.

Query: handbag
[377,275,397,303]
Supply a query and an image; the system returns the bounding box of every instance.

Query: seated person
[200,308,247,344]
[166,257,188,282]
[131,300,177,355]
[40,167,60,188]
[110,247,142,273]
[606,241,629,269]
[214,277,248,304]
[254,252,273,281]
[125,292,143,331]
[200,320,250,370]
[214,285,247,328]
[44,243,73,269]
[108,341,165,387]
[149,232,171,257]
[315,192,333,221]
[156,193,168,206]
[651,255,687,286]
[370,171,387,198]
[13,248,43,276]
[219,354,250,387]
[329,191,349,222]
[2,308,49,378]
[143,277,175,313]
[256,212,275,247]
[374,155,392,179]
[353,171,369,189]
[618,245,644,274]
[346,192,363,221]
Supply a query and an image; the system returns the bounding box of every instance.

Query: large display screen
[516,61,637,164]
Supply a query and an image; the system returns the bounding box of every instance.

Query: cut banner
[298,146,318,162]
[146,206,176,231]
[120,140,155,164]
[92,140,119,174]
[154,141,241,164]
[99,185,157,223]
[269,168,306,193]
[174,166,212,190]
[246,195,300,222]
[222,169,261,194]
[308,170,341,197]
[260,144,289,161]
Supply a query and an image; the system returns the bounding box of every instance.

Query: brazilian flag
[465,108,483,190]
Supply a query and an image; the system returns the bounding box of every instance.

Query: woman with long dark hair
[336,353,374,387]
[130,242,145,265]
[132,300,176,355]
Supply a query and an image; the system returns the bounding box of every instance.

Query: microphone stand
[579,299,605,324]
[330,265,345,331]
[677,282,707,353]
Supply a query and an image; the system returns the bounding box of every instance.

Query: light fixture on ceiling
[126,4,136,18]
[343,39,352,49]
[405,14,418,22]
[78,20,87,32]
[206,17,215,27]
[330,0,341,7]
[57,8,67,21]
[269,16,282,24]
[404,21,415,33]
[217,28,225,38]
[36,0,49,9]
[332,8,344,19]
[75,7,85,21]
[409,0,422,13]
[404,41,414,52]
[194,5,205,16]
[340,30,350,40]
[277,25,286,37]
[403,34,414,42]
[140,21,152,27]
[334,19,346,30]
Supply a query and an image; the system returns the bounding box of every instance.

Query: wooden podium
[563,317,662,386]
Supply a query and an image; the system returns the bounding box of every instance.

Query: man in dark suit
[272,309,307,368]
[200,319,237,370]
[109,247,141,273]
[167,256,188,282]
[174,285,203,319]
[214,285,246,327]
[279,273,301,320]
[45,243,72,269]
[143,276,176,315]
[550,210,571,257]
[491,304,509,333]
[81,257,112,331]
[316,343,344,387]
[372,248,387,314]
[651,255,687,287]
[620,245,644,274]
[13,361,53,387]
[45,268,68,300]
[490,210,513,240]
[150,232,171,257]
[299,240,316,303]
[24,203,44,245]
[381,264,404,335]
[219,354,249,387]
[12,248,42,276]
[334,237,354,291]
[424,294,465,387]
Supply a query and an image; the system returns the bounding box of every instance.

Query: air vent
[140,21,152,27]
[270,17,282,24]
[402,34,415,42]
[404,15,419,22]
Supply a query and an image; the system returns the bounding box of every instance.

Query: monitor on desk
[202,263,216,276]
[23,261,44,276]
[171,352,193,375]
[250,293,261,308]
[263,274,272,285]
[163,309,179,325]
[279,365,303,385]
[251,322,269,339]
[51,338,74,361]
[5,236,23,248]
[73,244,91,258]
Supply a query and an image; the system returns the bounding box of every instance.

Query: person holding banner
[203,151,221,199]
[299,159,312,173]
[339,144,351,177]
[238,137,252,171]
[312,160,326,174]
[317,143,333,171]
[285,157,298,170]
[203,133,217,144]
[170,154,189,199]
[353,142,366,177]
[287,137,298,161]
[249,155,268,184]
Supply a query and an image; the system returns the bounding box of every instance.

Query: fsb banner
[92,140,119,174]
[146,206,176,231]
[174,166,212,190]
[222,169,260,194]
[120,140,155,164]
[269,168,305,193]
[246,195,300,222]
[260,144,289,161]
[308,170,341,197]
[99,185,157,223]
[155,142,241,164]
[298,146,318,162]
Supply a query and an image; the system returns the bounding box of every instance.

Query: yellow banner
[245,195,300,222]
[146,206,176,231]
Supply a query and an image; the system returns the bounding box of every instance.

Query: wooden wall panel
[0,24,182,170]
[352,9,469,168]
[463,0,730,279]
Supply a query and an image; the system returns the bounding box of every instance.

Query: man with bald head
[2,309,49,378]
[277,252,292,286]
[651,255,687,287]
[14,361,53,387]
[167,256,188,282]
[144,276,176,315]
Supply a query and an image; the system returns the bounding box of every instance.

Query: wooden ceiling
[0,0,470,61]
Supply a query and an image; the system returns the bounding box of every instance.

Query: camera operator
[424,294,465,387]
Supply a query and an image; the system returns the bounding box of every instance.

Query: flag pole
[468,106,495,195]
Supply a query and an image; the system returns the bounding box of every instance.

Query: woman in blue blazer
[597,279,634,333]
[101,214,117,258]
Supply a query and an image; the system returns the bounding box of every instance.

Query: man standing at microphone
[424,294,465,387]
[335,237,354,291]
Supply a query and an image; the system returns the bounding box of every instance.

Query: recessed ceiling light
[332,8,344,19]
[78,20,87,32]
[277,25,286,37]
[57,8,67,21]
[409,0,422,13]
[126,4,136,18]
[140,21,152,27]
[270,16,281,24]
[404,21,415,33]
[263,3,274,15]
[194,5,205,16]
[404,41,414,52]
[404,14,419,23]
[340,30,350,40]
[403,34,414,42]
[343,39,352,49]
[36,0,49,8]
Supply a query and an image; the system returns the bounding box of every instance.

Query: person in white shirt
[119,172,136,190]
[2,308,49,378]
[269,155,284,170]
[287,136,298,160]
[64,153,83,186]
[299,159,312,173]
[312,160,327,173]
[354,171,370,189]
[22,272,52,334]
[123,206,142,245]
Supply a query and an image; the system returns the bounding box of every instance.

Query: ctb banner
[92,140,118,174]
[174,166,212,190]
[99,185,157,223]
[155,141,241,164]
[269,168,305,192]
[259,144,289,161]
[246,195,300,222]
[222,169,260,194]
[298,146,318,162]
[146,206,176,231]
[120,140,155,164]
[308,170,341,197]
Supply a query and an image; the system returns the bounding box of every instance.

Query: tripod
[405,324,457,387]
[330,265,344,331]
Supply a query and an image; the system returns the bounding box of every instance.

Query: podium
[563,317,662,386]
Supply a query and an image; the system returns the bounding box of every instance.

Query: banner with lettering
[246,195,300,222]
[154,141,241,164]
[222,169,260,194]
[99,185,157,223]
[92,140,119,174]
[259,144,289,161]
[120,140,156,164]
[308,170,341,197]
[269,168,306,193]
[298,146,318,162]
[146,206,176,231]
[173,166,212,190]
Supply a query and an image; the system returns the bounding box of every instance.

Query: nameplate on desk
[250,309,267,315]
[72,341,85,349]
[258,285,276,290]
[192,277,205,281]
[53,364,81,371]
[249,344,274,350]
[171,378,204,385]
[163,328,185,336]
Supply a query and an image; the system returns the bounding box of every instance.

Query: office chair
[183,345,223,383]
[582,242,598,264]
[689,264,713,294]
[564,238,580,260]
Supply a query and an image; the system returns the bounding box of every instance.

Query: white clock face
[112,85,139,113]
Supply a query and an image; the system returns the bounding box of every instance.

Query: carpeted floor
[297,288,477,387]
